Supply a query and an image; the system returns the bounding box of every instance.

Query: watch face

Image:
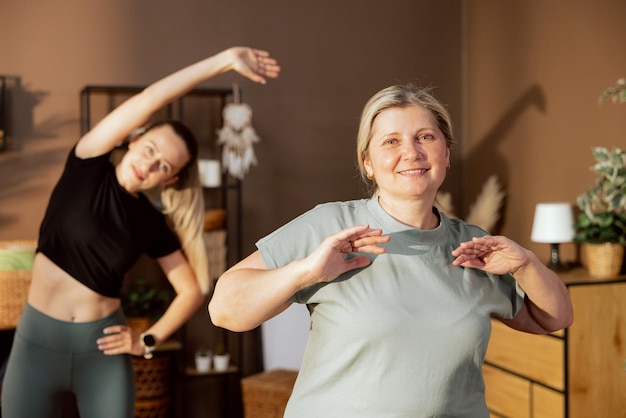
[143,334,156,347]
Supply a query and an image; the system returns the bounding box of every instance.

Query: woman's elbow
[208,299,239,331]
[208,300,260,332]
[561,305,575,329]
[207,300,226,328]
[544,305,574,333]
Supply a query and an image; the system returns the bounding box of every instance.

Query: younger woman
[1,46,280,418]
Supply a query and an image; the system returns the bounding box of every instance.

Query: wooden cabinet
[483,268,626,418]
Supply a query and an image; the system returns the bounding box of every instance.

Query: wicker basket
[583,243,625,279]
[132,354,172,400]
[0,240,37,330]
[134,396,171,418]
[241,369,298,418]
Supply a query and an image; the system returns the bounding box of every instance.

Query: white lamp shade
[531,202,575,243]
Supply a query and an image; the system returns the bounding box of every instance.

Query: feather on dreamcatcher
[216,83,260,180]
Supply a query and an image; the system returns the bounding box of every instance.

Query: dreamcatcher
[216,83,260,180]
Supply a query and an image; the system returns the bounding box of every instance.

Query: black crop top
[37,146,180,298]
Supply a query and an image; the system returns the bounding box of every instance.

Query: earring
[366,171,374,180]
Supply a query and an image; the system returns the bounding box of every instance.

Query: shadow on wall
[464,85,546,233]
[0,76,78,232]
[2,76,53,150]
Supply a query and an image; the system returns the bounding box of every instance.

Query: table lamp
[531,202,575,271]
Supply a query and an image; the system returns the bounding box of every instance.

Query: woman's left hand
[97,324,143,356]
[451,235,530,275]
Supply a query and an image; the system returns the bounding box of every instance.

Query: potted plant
[194,345,212,372]
[213,341,230,372]
[121,277,170,333]
[598,78,626,104]
[573,146,626,278]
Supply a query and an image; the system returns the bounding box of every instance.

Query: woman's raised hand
[228,47,281,84]
[300,225,390,287]
[451,235,531,276]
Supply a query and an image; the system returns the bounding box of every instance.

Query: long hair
[356,84,456,197]
[146,120,211,295]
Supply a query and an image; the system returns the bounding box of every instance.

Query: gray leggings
[1,303,135,418]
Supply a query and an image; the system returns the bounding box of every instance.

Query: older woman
[209,84,573,417]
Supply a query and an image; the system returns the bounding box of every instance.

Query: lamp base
[545,243,571,272]
[546,260,570,272]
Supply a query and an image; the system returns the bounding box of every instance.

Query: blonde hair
[161,162,210,294]
[356,84,455,196]
[147,121,211,295]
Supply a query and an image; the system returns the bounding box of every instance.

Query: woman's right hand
[97,324,144,356]
[298,224,389,288]
[226,47,281,84]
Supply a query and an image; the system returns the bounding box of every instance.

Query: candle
[198,159,221,187]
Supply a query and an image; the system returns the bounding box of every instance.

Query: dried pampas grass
[435,175,505,233]
[466,175,506,233]
[434,191,458,219]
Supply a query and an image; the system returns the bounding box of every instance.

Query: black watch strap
[140,333,156,359]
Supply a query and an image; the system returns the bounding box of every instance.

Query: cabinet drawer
[483,364,530,418]
[532,384,564,418]
[485,320,564,390]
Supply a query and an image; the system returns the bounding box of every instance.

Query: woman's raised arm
[76,47,280,158]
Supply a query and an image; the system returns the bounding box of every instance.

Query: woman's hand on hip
[97,324,143,356]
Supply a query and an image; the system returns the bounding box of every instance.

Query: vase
[582,243,625,279]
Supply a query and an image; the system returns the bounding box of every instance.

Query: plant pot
[213,353,230,372]
[582,243,625,279]
[194,354,211,373]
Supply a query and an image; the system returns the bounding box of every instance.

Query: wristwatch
[140,333,157,359]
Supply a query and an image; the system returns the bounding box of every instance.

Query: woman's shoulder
[260,199,369,242]
[310,199,370,214]
[64,143,114,168]
[298,199,371,224]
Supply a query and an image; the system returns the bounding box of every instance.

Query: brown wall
[0,0,462,252]
[465,0,626,264]
[4,1,625,265]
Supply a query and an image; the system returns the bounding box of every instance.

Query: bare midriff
[28,253,121,323]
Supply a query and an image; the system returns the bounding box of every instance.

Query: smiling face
[363,105,450,205]
[116,125,191,195]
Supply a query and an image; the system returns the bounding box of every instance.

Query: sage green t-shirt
[257,198,524,418]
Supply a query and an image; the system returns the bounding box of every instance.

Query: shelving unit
[80,85,245,417]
